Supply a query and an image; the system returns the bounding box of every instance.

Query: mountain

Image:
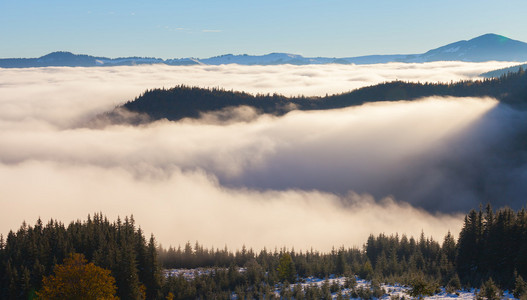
[200,53,334,65]
[414,34,527,62]
[2,34,527,68]
[0,51,165,68]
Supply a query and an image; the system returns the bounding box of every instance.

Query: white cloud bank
[0,160,464,251]
[0,62,516,250]
[0,61,515,128]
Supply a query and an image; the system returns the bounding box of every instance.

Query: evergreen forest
[1,206,527,299]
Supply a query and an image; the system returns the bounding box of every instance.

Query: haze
[0,61,522,251]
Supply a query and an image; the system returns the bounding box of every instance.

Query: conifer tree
[514,274,527,299]
[277,253,296,283]
[478,278,501,300]
[145,235,162,299]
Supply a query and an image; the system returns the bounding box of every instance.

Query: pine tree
[514,274,527,299]
[457,209,483,284]
[335,248,347,275]
[478,278,501,300]
[441,231,456,263]
[277,253,296,283]
[145,235,162,299]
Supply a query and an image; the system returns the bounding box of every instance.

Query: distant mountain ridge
[0,51,166,68]
[2,34,527,68]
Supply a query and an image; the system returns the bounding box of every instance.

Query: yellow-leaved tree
[37,253,118,300]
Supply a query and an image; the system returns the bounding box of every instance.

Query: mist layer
[1,62,522,250]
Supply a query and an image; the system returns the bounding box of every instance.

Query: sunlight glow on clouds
[0,61,515,129]
[0,161,464,251]
[0,62,514,250]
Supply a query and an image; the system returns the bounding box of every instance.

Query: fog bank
[0,61,515,129]
[1,62,522,249]
[0,161,464,251]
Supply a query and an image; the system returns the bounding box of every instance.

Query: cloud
[0,61,514,129]
[0,62,524,250]
[0,160,463,251]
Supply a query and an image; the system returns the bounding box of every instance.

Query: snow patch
[443,46,461,53]
[162,270,519,299]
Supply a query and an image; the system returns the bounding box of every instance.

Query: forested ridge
[110,68,527,123]
[0,214,161,299]
[1,206,527,299]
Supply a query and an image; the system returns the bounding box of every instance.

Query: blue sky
[1,0,526,59]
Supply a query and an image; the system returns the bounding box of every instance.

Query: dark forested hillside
[2,207,527,299]
[121,87,300,122]
[109,68,527,124]
[481,63,527,78]
[0,214,161,299]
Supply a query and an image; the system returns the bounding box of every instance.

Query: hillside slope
[109,68,527,123]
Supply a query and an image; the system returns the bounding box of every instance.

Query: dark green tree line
[2,206,527,299]
[0,213,161,299]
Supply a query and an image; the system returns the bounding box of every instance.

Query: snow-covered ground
[286,276,516,299]
[164,268,517,299]
[163,267,247,279]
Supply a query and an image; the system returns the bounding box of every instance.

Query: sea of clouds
[0,61,523,251]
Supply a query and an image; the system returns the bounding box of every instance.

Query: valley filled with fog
[0,61,524,251]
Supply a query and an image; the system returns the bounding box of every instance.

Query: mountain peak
[469,33,510,42]
[419,33,527,62]
[40,51,77,59]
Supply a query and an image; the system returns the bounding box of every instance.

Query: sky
[1,0,527,59]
